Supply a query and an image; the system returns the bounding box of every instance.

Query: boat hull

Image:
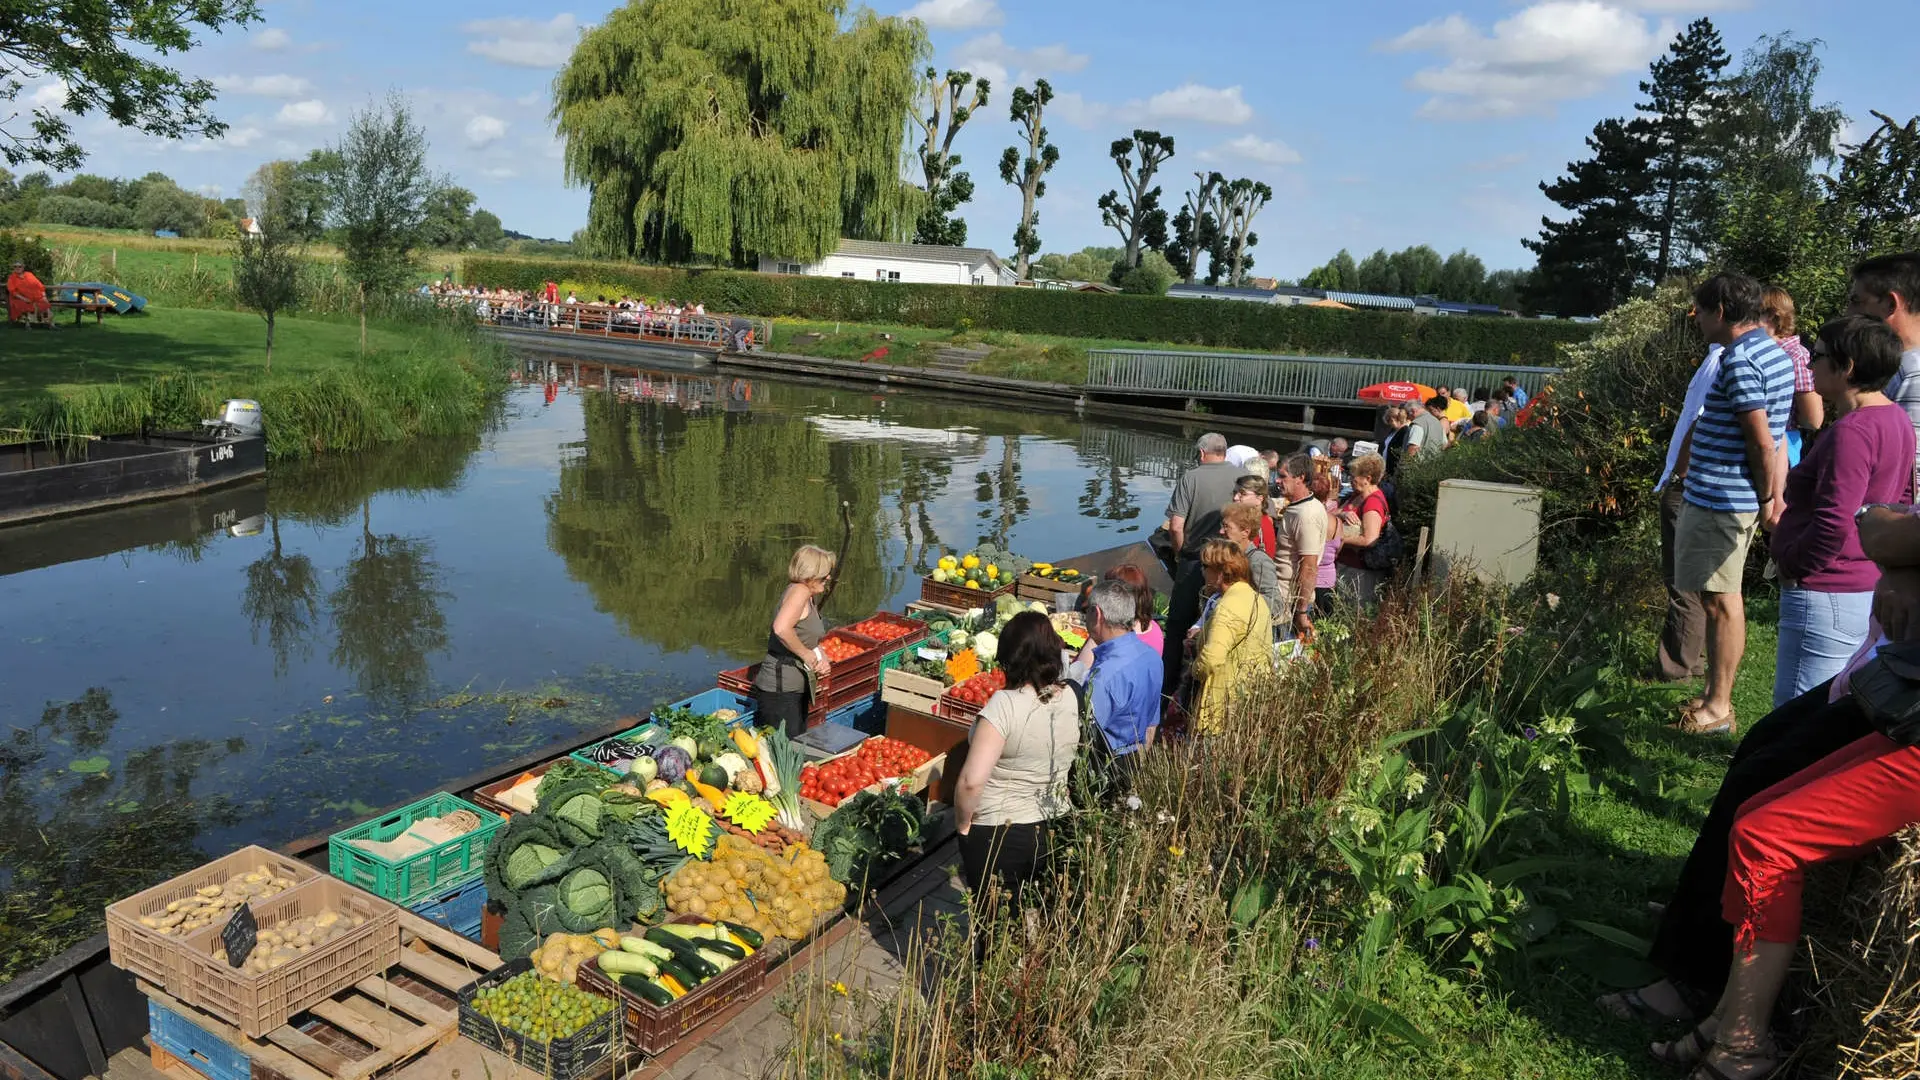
[0,433,265,528]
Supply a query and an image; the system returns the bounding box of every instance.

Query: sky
[19,0,1920,280]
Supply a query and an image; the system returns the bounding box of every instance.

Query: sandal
[1688,1037,1779,1080]
[1650,1021,1717,1068]
[1597,986,1693,1025]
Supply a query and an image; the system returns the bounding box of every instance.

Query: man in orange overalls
[7,261,52,326]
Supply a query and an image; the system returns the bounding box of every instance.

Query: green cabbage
[505,842,564,890]
[562,867,613,919]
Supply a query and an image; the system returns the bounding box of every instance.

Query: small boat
[0,401,266,528]
[46,283,146,314]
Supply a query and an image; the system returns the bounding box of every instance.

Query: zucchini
[645,930,721,980]
[620,936,675,962]
[656,923,711,941]
[695,946,739,972]
[621,974,676,1007]
[699,937,746,961]
[597,949,658,977]
[657,959,700,989]
[717,920,764,950]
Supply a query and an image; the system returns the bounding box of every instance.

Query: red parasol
[1356,381,1437,404]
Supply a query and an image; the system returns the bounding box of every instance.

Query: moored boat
[0,402,266,528]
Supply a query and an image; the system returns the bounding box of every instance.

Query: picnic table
[49,284,115,325]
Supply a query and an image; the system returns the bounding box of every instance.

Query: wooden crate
[141,911,501,1080]
[880,666,945,715]
[920,576,1013,610]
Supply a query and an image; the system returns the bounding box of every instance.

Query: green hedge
[460,256,1592,366]
[0,231,54,279]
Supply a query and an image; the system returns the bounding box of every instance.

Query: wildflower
[1522,725,1538,741]
[1540,714,1576,738]
[1125,794,1142,811]
[830,1032,845,1044]
[1471,930,1494,952]
[1428,829,1447,853]
[1168,844,1185,858]
[1402,767,1429,798]
[830,981,848,996]
[1394,851,1426,879]
[1304,937,1321,951]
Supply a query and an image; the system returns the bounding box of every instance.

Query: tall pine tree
[1631,18,1730,283]
[1525,118,1654,316]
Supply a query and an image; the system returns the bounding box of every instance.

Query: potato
[197,885,222,898]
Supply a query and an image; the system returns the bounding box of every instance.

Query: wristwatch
[1857,502,1903,522]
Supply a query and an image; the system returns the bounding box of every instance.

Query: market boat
[0,401,266,528]
[0,542,1153,1080]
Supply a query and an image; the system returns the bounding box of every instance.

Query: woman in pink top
[1309,465,1341,614]
[1767,316,1914,707]
[1102,564,1164,655]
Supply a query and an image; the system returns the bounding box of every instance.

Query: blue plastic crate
[649,688,757,729]
[825,692,885,735]
[408,875,487,944]
[148,998,250,1080]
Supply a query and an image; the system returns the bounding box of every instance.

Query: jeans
[1773,585,1873,708]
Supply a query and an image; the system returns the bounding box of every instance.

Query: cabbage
[505,842,563,890]
[562,867,613,918]
[973,631,998,662]
[948,630,969,649]
[553,791,604,844]
[653,746,692,783]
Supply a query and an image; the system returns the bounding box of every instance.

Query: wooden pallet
[139,912,500,1080]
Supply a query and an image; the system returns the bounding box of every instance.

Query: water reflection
[243,513,322,676]
[328,502,451,708]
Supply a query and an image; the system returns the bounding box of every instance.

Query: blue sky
[28,0,1920,279]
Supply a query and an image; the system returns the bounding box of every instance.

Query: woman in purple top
[1768,315,1916,706]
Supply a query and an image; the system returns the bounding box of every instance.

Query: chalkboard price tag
[222,904,258,968]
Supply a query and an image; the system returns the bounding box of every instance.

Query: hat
[1225,444,1259,468]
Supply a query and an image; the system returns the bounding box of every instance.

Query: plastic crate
[718,665,878,721]
[470,758,566,817]
[840,611,930,651]
[408,876,487,944]
[921,576,1014,610]
[575,916,770,1055]
[818,627,886,683]
[458,958,620,1079]
[825,693,886,735]
[327,792,502,907]
[106,846,320,994]
[175,877,401,1038]
[648,688,756,730]
[147,997,250,1080]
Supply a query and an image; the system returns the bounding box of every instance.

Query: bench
[49,285,115,325]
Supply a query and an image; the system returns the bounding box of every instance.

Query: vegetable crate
[458,957,621,1080]
[881,665,946,715]
[649,687,757,729]
[408,875,488,944]
[327,791,503,907]
[106,845,322,994]
[825,693,887,735]
[921,576,1013,611]
[175,878,402,1038]
[142,910,498,1080]
[716,664,880,727]
[842,611,930,651]
[470,758,567,818]
[1015,572,1088,604]
[820,627,887,684]
[575,916,770,1056]
[935,689,986,724]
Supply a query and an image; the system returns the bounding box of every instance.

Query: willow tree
[553,0,928,264]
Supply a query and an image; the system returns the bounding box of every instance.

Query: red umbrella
[1357,381,1437,404]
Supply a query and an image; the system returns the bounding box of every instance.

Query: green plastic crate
[880,647,908,673]
[327,792,502,906]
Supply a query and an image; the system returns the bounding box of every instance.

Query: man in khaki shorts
[1674,273,1795,735]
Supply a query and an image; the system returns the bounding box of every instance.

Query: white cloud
[463,14,580,69]
[196,184,224,197]
[1199,133,1301,166]
[465,114,508,148]
[252,27,291,51]
[481,166,519,180]
[28,81,68,109]
[1048,90,1108,130]
[900,0,1002,30]
[951,32,1087,87]
[1138,83,1253,126]
[1382,1,1673,120]
[274,99,335,127]
[217,73,311,98]
[221,125,264,149]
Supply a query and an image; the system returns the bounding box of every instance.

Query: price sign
[221,904,258,968]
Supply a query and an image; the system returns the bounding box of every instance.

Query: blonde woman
[753,545,836,737]
[1190,539,1273,735]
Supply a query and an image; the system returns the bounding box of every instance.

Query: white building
[758,239,1018,287]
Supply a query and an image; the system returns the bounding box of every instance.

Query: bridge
[1083,348,1561,432]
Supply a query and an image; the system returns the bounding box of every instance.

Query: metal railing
[1085,349,1560,405]
[439,296,773,351]
[1074,427,1194,483]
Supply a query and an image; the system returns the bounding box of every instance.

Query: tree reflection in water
[0,688,246,980]
[243,513,322,676]
[328,500,451,708]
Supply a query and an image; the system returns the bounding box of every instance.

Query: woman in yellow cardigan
[1190,538,1273,735]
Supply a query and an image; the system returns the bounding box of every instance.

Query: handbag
[1850,641,1920,746]
[1361,519,1405,572]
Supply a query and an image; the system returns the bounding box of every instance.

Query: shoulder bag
[1850,641,1920,746]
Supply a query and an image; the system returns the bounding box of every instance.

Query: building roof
[832,239,1008,275]
[1168,283,1279,300]
[1321,289,1416,311]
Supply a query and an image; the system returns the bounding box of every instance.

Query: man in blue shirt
[1674,273,1794,736]
[1502,375,1529,410]
[1082,580,1163,771]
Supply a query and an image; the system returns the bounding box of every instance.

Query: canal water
[0,356,1266,976]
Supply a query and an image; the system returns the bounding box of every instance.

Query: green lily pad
[67,756,109,775]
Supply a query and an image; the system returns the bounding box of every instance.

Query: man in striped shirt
[1675,273,1795,735]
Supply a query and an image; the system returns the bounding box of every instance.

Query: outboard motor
[202,399,263,439]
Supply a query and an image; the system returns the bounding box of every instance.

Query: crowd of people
[422,277,750,346]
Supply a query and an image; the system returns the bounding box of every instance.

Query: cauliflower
[973,630,999,662]
[948,629,970,649]
[1028,601,1049,615]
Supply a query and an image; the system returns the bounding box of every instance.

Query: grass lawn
[0,307,416,405]
[23,223,464,278]
[767,317,1261,385]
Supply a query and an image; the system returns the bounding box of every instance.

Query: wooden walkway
[102,844,967,1080]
